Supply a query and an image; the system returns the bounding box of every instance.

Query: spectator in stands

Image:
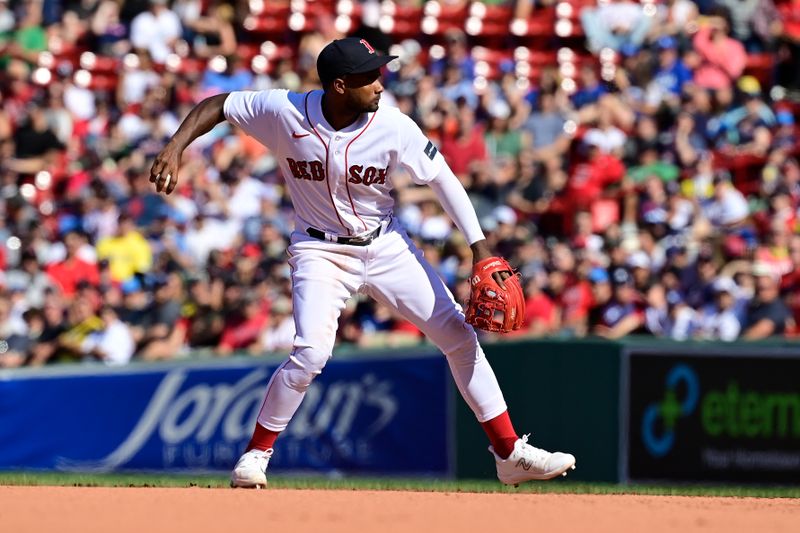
[356,300,422,348]
[583,106,627,157]
[431,29,475,83]
[137,273,185,360]
[572,65,606,110]
[0,295,25,359]
[8,104,64,175]
[45,231,100,297]
[776,0,800,93]
[255,296,295,354]
[5,250,54,307]
[636,175,673,228]
[652,0,698,41]
[628,251,653,292]
[566,136,626,214]
[595,268,647,339]
[771,108,797,152]
[644,282,671,337]
[200,55,254,96]
[670,110,708,167]
[507,156,566,221]
[580,0,654,54]
[43,297,103,364]
[587,267,612,332]
[518,276,559,337]
[130,0,182,64]
[690,8,746,90]
[0,0,14,42]
[3,0,46,68]
[716,77,774,157]
[695,276,742,341]
[79,305,135,365]
[185,1,237,59]
[91,0,129,57]
[0,306,45,368]
[651,36,692,106]
[96,213,153,283]
[439,62,479,110]
[624,115,668,168]
[217,293,269,356]
[702,172,750,229]
[755,217,793,277]
[89,0,131,57]
[523,91,570,162]
[117,50,160,109]
[117,276,150,343]
[743,262,792,338]
[440,107,488,181]
[642,281,696,339]
[712,0,757,44]
[183,276,226,349]
[780,234,800,332]
[3,0,800,364]
[484,99,525,160]
[668,290,699,340]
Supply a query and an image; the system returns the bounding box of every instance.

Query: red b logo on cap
[359,39,375,54]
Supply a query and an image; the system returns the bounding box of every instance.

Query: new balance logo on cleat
[490,434,576,485]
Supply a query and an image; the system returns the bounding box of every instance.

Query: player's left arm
[396,113,511,286]
[428,164,511,288]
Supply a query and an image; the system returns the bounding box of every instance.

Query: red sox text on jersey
[223,89,443,235]
[285,158,388,187]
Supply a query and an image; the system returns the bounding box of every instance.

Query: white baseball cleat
[489,434,576,485]
[230,448,273,489]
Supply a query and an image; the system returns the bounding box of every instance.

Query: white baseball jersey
[223,89,445,236]
[221,87,509,448]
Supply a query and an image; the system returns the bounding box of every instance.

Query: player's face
[342,69,384,113]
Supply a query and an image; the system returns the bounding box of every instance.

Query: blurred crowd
[1,0,800,368]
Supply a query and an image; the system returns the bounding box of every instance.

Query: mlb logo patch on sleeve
[424,140,438,161]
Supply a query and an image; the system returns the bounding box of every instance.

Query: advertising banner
[626,350,800,483]
[0,353,450,476]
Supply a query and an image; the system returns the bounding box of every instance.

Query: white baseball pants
[255,220,508,431]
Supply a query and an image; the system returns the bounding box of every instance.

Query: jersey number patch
[424,140,438,161]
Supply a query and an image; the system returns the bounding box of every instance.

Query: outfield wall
[0,349,452,477]
[454,339,622,483]
[454,338,800,484]
[1,339,798,483]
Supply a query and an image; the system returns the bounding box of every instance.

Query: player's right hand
[149,141,182,195]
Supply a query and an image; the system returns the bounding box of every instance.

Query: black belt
[306,225,382,246]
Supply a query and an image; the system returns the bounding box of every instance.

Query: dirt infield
[2,486,799,533]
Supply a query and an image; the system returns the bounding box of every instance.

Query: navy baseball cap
[317,37,397,85]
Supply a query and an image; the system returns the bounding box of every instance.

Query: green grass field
[1,472,799,498]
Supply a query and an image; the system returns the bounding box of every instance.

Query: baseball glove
[465,257,525,333]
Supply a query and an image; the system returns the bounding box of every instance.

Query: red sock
[246,423,280,452]
[481,411,519,460]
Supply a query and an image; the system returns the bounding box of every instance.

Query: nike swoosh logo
[292,132,310,139]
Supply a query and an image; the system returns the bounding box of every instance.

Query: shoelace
[517,434,550,470]
[241,449,273,471]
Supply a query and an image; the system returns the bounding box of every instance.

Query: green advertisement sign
[627,350,800,483]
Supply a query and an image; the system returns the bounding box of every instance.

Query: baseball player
[149,37,576,488]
